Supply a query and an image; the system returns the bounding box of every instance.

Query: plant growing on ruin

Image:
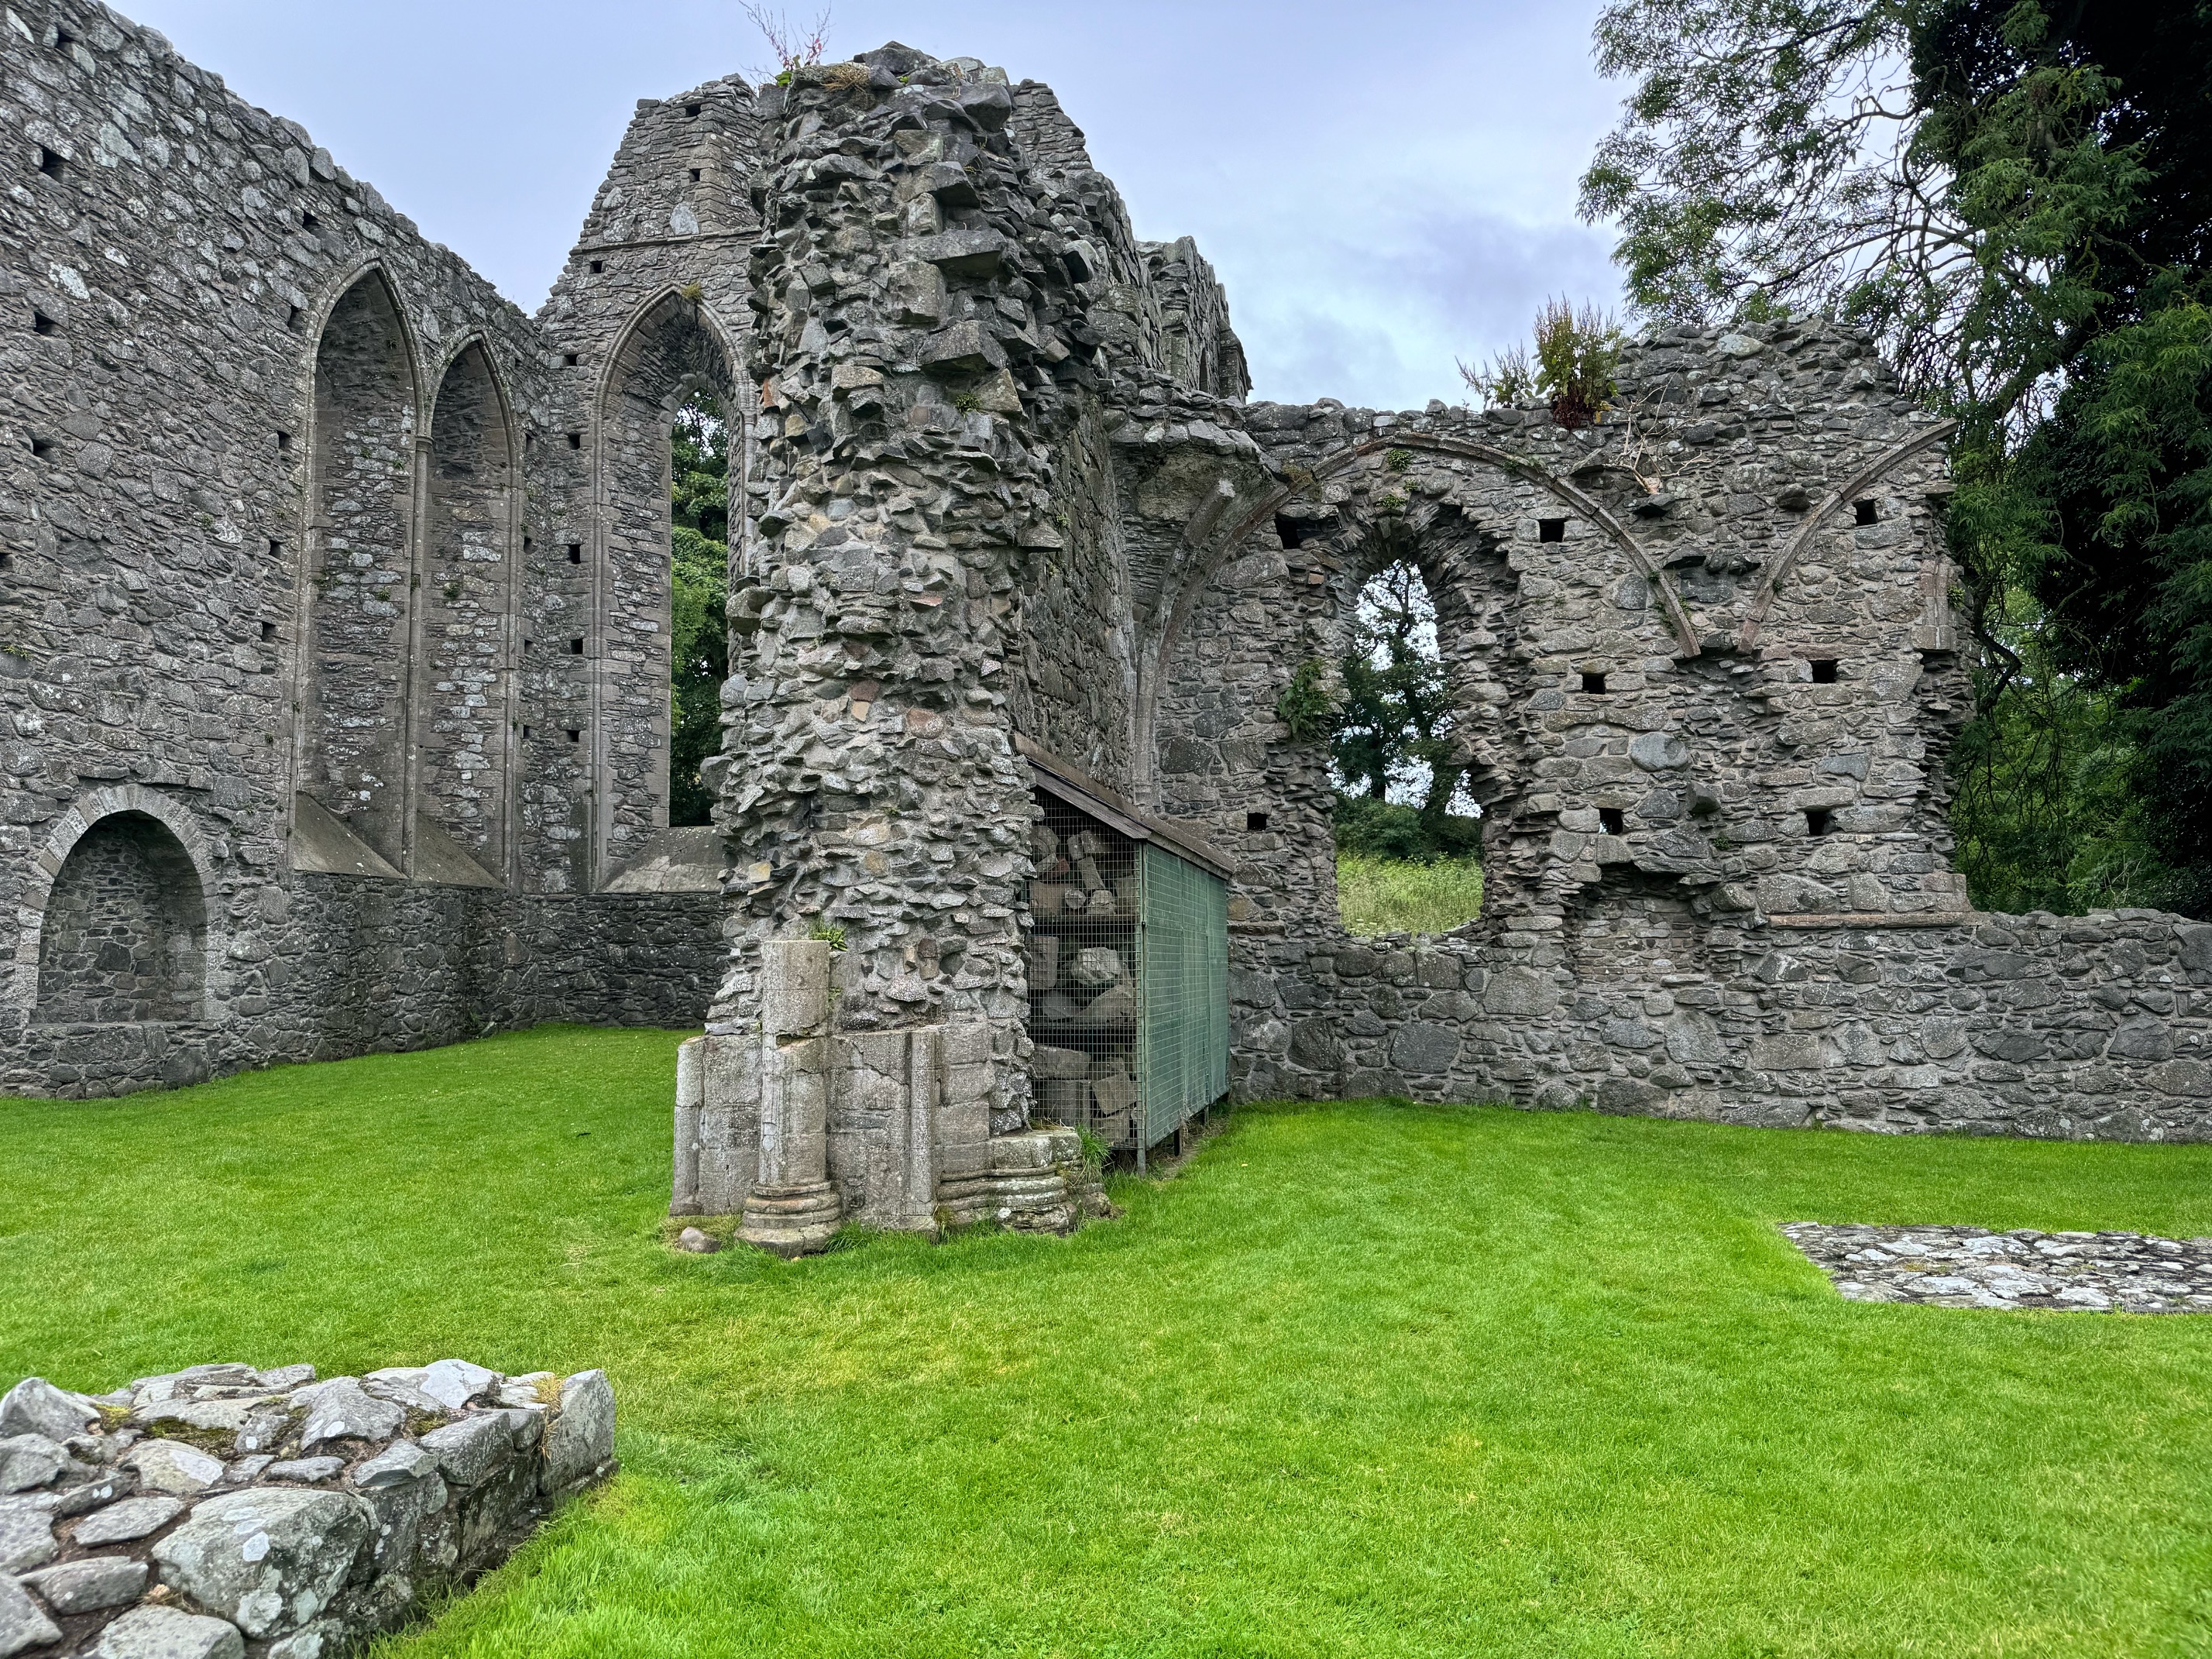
[1613,397,1669,496]
[1458,341,1535,410]
[744,2,830,82]
[1385,448,1413,472]
[1532,298,1623,430]
[1275,656,1336,742]
[807,919,848,950]
[1075,1125,1108,1173]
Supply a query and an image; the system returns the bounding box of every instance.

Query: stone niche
[0,1359,616,1658]
[33,812,207,1027]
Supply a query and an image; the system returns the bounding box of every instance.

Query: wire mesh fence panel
[1137,842,1230,1148]
[1025,781,1231,1157]
[1026,795,1142,1149]
[1201,861,1229,1104]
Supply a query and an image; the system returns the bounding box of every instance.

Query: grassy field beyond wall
[2,1028,2209,1656]
[1337,852,1484,936]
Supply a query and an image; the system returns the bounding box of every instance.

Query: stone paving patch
[1781,1223,2212,1312]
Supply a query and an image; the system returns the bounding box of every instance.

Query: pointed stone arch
[419,337,520,880]
[301,265,422,871]
[588,289,744,882]
[1736,417,1959,651]
[1150,429,1723,937]
[1137,432,1702,812]
[1328,498,1528,819]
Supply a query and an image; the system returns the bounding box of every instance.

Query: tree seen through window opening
[668,393,727,827]
[1330,560,1483,936]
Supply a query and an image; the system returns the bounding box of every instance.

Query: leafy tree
[1330,562,1481,862]
[1946,582,2166,912]
[668,395,728,828]
[2029,294,2212,913]
[1579,0,2212,915]
[1579,0,2147,413]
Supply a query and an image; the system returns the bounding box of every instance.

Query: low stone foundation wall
[0,1358,617,1658]
[1231,908,2212,1142]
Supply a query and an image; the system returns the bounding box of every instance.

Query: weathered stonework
[0,1358,615,1658]
[1783,1223,2212,1312]
[0,3,740,1096]
[4,12,2207,1192]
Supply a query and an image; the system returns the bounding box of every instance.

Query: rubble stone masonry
[2,7,2205,1162]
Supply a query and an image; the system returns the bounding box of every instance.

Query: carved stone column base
[740,1180,843,1258]
[936,1128,1105,1234]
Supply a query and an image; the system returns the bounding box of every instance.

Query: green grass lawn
[1337,852,1484,937]
[5,1027,2211,1657]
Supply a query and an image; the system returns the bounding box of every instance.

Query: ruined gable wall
[1147,323,2212,1139]
[1159,323,1967,933]
[1142,236,1248,403]
[689,42,1274,1221]
[533,77,760,891]
[1006,81,1249,406]
[995,76,1256,792]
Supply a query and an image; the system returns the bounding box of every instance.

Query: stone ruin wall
[0,0,738,1097]
[1148,333,2212,1139]
[536,76,761,889]
[677,43,1293,1244]
[0,1361,615,1659]
[2,8,2207,1148]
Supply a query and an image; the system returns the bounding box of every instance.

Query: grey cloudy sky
[120,0,1626,411]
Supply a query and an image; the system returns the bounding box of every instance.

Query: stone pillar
[739,939,843,1255]
[891,1027,942,1231]
[669,1035,705,1216]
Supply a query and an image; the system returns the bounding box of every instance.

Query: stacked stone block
[0,1360,614,1658]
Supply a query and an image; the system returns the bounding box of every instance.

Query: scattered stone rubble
[0,1359,615,1657]
[1781,1223,2212,1312]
